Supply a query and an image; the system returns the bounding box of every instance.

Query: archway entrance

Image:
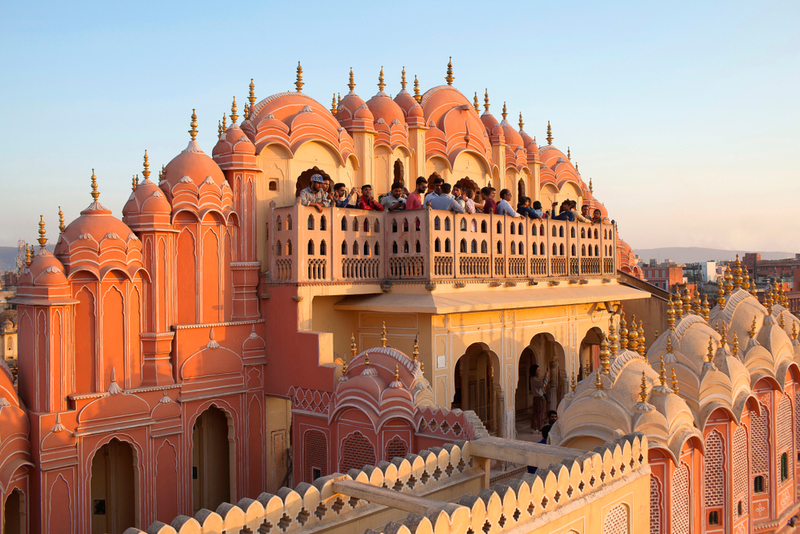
[192,406,232,513]
[90,438,137,534]
[294,167,331,198]
[455,177,479,195]
[452,344,501,433]
[514,347,535,418]
[528,333,566,411]
[4,489,25,534]
[578,327,603,381]
[517,179,525,202]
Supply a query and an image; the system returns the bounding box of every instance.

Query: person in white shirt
[496,188,522,218]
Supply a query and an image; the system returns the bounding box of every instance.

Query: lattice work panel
[602,503,629,534]
[650,476,662,534]
[339,431,376,473]
[795,391,800,451]
[704,430,725,508]
[733,425,749,520]
[671,463,691,534]
[304,430,327,481]
[777,395,793,481]
[385,435,408,462]
[751,405,770,481]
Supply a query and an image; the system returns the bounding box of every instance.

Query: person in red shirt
[357,184,384,211]
[405,176,427,210]
[481,186,497,214]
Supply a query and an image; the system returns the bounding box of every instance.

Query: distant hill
[0,247,21,273]
[635,247,797,265]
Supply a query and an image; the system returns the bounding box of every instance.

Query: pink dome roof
[213,124,256,157]
[162,141,226,192]
[19,250,68,289]
[394,90,418,115]
[500,120,523,150]
[123,179,171,217]
[367,93,406,127]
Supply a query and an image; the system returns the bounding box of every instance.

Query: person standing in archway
[529,364,549,431]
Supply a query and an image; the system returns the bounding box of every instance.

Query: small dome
[394,90,418,115]
[57,203,139,257]
[500,120,523,150]
[408,103,424,119]
[367,93,406,127]
[24,249,68,288]
[162,140,226,193]
[123,179,172,218]
[213,124,256,157]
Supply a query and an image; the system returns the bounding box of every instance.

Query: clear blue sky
[1,0,798,253]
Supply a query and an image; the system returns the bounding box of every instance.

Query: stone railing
[123,434,648,534]
[268,204,617,284]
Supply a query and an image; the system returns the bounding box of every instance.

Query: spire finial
[667,295,675,327]
[575,161,579,172]
[666,333,673,354]
[780,311,786,329]
[724,266,734,295]
[683,288,692,317]
[692,290,701,315]
[243,100,250,121]
[674,291,683,317]
[732,331,740,358]
[394,364,400,381]
[222,112,227,132]
[25,244,32,267]
[570,372,576,392]
[706,336,715,363]
[720,322,728,348]
[639,372,648,403]
[364,353,370,368]
[350,333,357,362]
[381,321,387,348]
[377,66,385,92]
[619,312,629,351]
[567,146,571,160]
[295,62,304,92]
[37,215,47,248]
[733,254,743,288]
[637,321,646,357]
[750,315,758,339]
[249,78,256,110]
[717,277,726,308]
[659,354,667,387]
[337,93,341,110]
[348,67,356,92]
[608,317,618,357]
[546,121,553,145]
[160,164,165,183]
[331,94,337,115]
[400,66,407,90]
[230,97,239,125]
[671,368,679,394]
[142,150,151,181]
[132,175,138,191]
[765,284,773,314]
[599,334,610,375]
[413,75,421,103]
[701,294,710,321]
[792,321,798,342]
[589,177,593,194]
[742,266,751,291]
[412,334,419,363]
[594,367,603,391]
[473,92,480,114]
[58,206,65,234]
[217,120,223,139]
[483,89,490,112]
[189,109,198,141]
[90,168,99,202]
[445,56,454,85]
[518,112,524,131]
[501,102,507,121]
[628,314,639,352]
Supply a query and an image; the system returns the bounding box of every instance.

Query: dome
[336,83,375,133]
[367,92,406,128]
[162,139,226,195]
[367,91,408,149]
[213,124,256,157]
[17,248,69,299]
[122,178,172,220]
[394,89,418,115]
[500,118,523,150]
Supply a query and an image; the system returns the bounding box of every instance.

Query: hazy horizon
[1,1,798,251]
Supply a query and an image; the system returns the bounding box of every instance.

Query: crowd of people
[300,173,608,223]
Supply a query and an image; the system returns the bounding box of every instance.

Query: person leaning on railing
[517,197,543,219]
[299,174,329,213]
[551,200,575,221]
[380,182,407,211]
[496,189,522,218]
[405,176,427,210]
[332,183,358,208]
[425,182,465,213]
[481,186,497,214]
[357,184,384,211]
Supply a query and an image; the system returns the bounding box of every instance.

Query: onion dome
[213,98,258,170]
[17,217,71,302]
[162,110,226,196]
[499,103,523,150]
[336,68,375,133]
[123,151,172,229]
[478,90,505,144]
[55,171,144,281]
[394,68,423,128]
[366,67,408,149]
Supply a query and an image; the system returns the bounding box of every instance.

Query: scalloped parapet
[123,434,649,534]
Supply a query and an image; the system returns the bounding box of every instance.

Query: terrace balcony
[268,204,617,284]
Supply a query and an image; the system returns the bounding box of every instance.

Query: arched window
[320,240,327,255]
[374,242,380,255]
[373,219,379,232]
[471,239,477,253]
[518,223,523,234]
[497,221,503,234]
[307,240,315,255]
[510,223,516,235]
[532,243,537,256]
[363,219,370,232]
[539,224,545,235]
[415,240,420,253]
[308,214,315,230]
[460,219,467,231]
[595,245,599,256]
[559,227,564,238]
[403,218,409,232]
[570,227,575,238]
[320,215,327,231]
[594,229,599,239]
[286,215,293,230]
[276,240,282,256]
[581,244,586,255]
[434,217,441,231]
[414,218,420,231]
[581,228,586,238]
[342,217,348,231]
[552,243,557,255]
[286,240,293,255]
[552,226,557,237]
[497,241,503,254]
[481,221,488,233]
[392,241,398,254]
[481,240,488,254]
[403,241,409,253]
[352,217,359,232]
[471,219,477,232]
[559,244,564,255]
[444,217,451,231]
[444,239,451,253]
[363,242,370,255]
[276,216,282,231]
[460,239,467,253]
[540,243,545,255]
[571,244,576,256]
[352,241,359,255]
[434,238,441,253]
[510,242,516,255]
[392,219,398,233]
[532,224,537,236]
[342,241,348,255]
[340,431,376,473]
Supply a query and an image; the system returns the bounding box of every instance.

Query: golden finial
[142,150,151,181]
[608,318,618,357]
[337,93,341,110]
[348,67,356,92]
[90,168,99,202]
[701,294,710,321]
[483,89,490,112]
[331,94,337,115]
[420,361,424,373]
[671,368,679,394]
[638,372,648,403]
[595,367,603,391]
[600,333,610,374]
[58,206,65,234]
[445,56,454,85]
[673,291,683,317]
[412,335,419,363]
[742,266,751,291]
[732,331,739,358]
[413,76,421,103]
[780,283,788,307]
[400,67,407,90]
[724,266,733,295]
[249,78,256,108]
[765,284,773,314]
[714,320,720,333]
[189,109,198,141]
[570,373,576,392]
[501,102,507,121]
[230,97,239,124]
[589,177,593,194]
[717,278,726,309]
[295,62,304,92]
[473,92,480,113]
[394,364,399,382]
[667,294,675,327]
[377,66,385,92]
[733,254,742,288]
[628,314,639,352]
[750,315,758,339]
[546,121,553,145]
[780,311,786,329]
[350,333,357,362]
[666,333,673,354]
[380,321,387,348]
[692,290,701,315]
[567,147,571,160]
[792,321,798,341]
[619,312,629,351]
[24,244,32,267]
[637,321,646,357]
[682,288,691,317]
[720,322,728,348]
[132,175,137,191]
[706,337,715,363]
[243,100,250,121]
[160,164,166,183]
[364,353,370,368]
[659,354,667,387]
[37,215,47,248]
[518,112,524,131]
[217,120,223,139]
[222,112,227,132]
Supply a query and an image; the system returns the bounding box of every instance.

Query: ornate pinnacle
[37,215,47,248]
[780,312,785,329]
[295,62,304,92]
[637,321,646,357]
[639,372,648,403]
[546,121,553,145]
[331,94,337,115]
[222,112,227,131]
[350,333,357,362]
[628,314,639,352]
[667,295,675,327]
[364,353,370,368]
[249,78,256,108]
[594,367,603,391]
[674,291,683,318]
[733,254,742,288]
[394,364,400,382]
[501,102,507,121]
[348,67,356,92]
[473,92,480,113]
[445,56,454,85]
[483,89,490,112]
[230,97,239,124]
[25,244,32,267]
[701,294,710,321]
[132,175,138,191]
[589,177,593,194]
[519,112,524,131]
[217,120,223,139]
[243,101,250,121]
[567,146,571,160]
[619,312,629,351]
[380,321,387,348]
[90,168,100,202]
[666,333,673,354]
[659,355,667,387]
[765,284,773,314]
[750,315,758,339]
[412,335,419,363]
[337,93,341,110]
[717,278,726,309]
[189,109,198,141]
[732,331,739,358]
[570,373,576,392]
[671,368,679,394]
[683,288,692,317]
[600,334,610,375]
[692,290,701,315]
[792,321,798,342]
[413,76,421,103]
[377,66,385,92]
[706,337,715,363]
[58,206,65,234]
[742,266,751,291]
[608,318,619,357]
[720,322,728,347]
[160,164,166,183]
[400,66,407,90]
[724,266,734,295]
[142,150,151,181]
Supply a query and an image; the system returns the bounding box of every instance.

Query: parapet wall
[123,434,649,534]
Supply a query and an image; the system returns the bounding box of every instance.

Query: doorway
[192,406,232,513]
[90,439,137,534]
